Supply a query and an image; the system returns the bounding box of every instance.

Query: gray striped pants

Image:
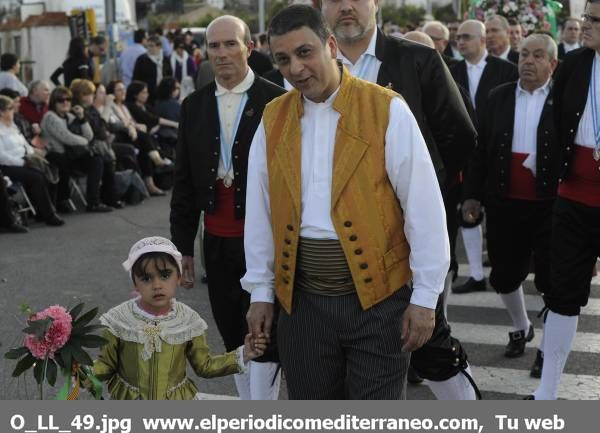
[278,288,411,399]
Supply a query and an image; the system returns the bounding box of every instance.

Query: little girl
[93,236,266,399]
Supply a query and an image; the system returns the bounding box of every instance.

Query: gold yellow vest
[263,68,411,313]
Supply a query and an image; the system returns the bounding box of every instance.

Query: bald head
[207,15,252,45]
[206,15,253,90]
[457,20,486,63]
[404,31,435,49]
[422,21,449,54]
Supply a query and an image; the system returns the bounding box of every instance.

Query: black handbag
[65,117,93,160]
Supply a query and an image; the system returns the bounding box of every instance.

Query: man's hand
[246,302,274,341]
[462,199,481,224]
[181,255,195,289]
[401,304,435,352]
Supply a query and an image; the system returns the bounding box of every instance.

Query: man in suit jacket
[450,19,518,296]
[528,1,600,400]
[462,34,559,372]
[132,35,173,103]
[486,15,520,64]
[558,17,582,59]
[321,0,479,400]
[170,15,285,400]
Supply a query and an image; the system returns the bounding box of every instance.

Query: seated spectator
[50,37,93,87]
[0,88,34,142]
[41,87,112,213]
[0,95,64,226]
[152,77,181,147]
[105,80,168,195]
[19,80,50,149]
[91,83,139,174]
[132,35,172,103]
[70,79,121,209]
[1,170,28,233]
[126,80,178,136]
[0,53,28,96]
[170,37,197,99]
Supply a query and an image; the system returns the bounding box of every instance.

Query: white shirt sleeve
[240,120,276,304]
[385,97,450,310]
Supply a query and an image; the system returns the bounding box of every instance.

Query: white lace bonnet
[122,236,183,276]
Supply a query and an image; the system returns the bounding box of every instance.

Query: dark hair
[259,33,268,45]
[89,35,106,46]
[67,37,88,60]
[106,80,123,95]
[156,77,178,100]
[0,87,20,99]
[0,53,19,71]
[134,29,147,44]
[48,87,72,111]
[131,252,180,284]
[126,80,148,103]
[153,27,164,36]
[174,36,186,50]
[268,5,332,45]
[147,35,161,47]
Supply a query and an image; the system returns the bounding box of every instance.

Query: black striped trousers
[277,288,411,399]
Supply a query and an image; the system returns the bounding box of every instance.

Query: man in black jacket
[170,15,285,400]
[558,17,582,59]
[462,34,559,372]
[485,15,520,64]
[321,0,479,400]
[132,35,173,103]
[528,1,600,400]
[450,19,518,296]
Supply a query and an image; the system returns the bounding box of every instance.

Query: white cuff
[250,287,275,303]
[236,346,248,374]
[409,287,439,310]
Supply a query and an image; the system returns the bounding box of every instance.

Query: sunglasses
[582,14,600,24]
[56,98,72,103]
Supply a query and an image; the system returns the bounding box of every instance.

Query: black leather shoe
[530,349,544,378]
[86,203,113,213]
[7,222,28,233]
[523,395,535,400]
[505,324,534,358]
[108,200,124,209]
[452,277,486,294]
[407,366,424,384]
[45,214,65,226]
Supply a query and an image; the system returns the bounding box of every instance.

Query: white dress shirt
[512,80,551,175]
[241,92,450,310]
[337,30,382,83]
[562,41,581,54]
[0,122,34,167]
[466,51,488,108]
[499,46,511,61]
[215,69,255,185]
[574,52,600,149]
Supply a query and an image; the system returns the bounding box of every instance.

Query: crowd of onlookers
[0,15,584,234]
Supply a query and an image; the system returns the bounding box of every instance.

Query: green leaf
[58,345,72,373]
[4,347,29,360]
[69,303,85,321]
[33,358,46,384]
[23,318,53,339]
[19,304,32,315]
[73,307,99,327]
[71,324,107,336]
[71,345,93,366]
[46,359,57,386]
[78,335,108,348]
[12,353,35,377]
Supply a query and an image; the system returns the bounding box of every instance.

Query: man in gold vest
[241,5,450,399]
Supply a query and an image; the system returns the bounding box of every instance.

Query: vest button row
[287,224,294,231]
[344,220,352,227]
[213,151,218,156]
[283,278,289,285]
[360,263,368,270]
[364,277,372,283]
[349,235,357,241]
[354,248,363,255]
[284,238,291,245]
[283,251,290,258]
[282,264,289,271]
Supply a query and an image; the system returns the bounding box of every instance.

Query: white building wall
[28,25,71,82]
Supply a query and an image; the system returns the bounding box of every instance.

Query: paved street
[1,193,599,399]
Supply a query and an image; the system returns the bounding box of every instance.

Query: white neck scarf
[170,50,189,80]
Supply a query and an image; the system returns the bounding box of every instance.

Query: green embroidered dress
[93,299,243,400]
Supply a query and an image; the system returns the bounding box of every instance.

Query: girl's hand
[242,333,267,363]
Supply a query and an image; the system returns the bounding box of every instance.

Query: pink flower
[23,306,72,360]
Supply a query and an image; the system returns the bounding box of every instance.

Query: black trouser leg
[100,160,116,205]
[45,152,71,203]
[0,165,55,219]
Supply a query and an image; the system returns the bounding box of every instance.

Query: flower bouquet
[4,303,107,399]
[467,0,562,36]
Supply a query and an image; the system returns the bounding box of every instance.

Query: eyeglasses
[582,14,600,24]
[456,33,479,41]
[56,98,72,103]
